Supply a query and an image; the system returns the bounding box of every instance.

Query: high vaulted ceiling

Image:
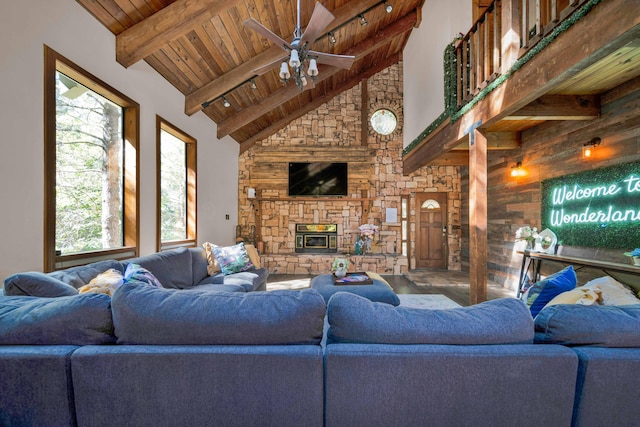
[76,0,425,151]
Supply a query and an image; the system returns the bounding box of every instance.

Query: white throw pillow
[582,276,640,306]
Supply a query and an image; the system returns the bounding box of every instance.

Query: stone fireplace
[295,224,338,253]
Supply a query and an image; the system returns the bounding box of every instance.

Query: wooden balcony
[452,0,590,109]
[405,0,639,169]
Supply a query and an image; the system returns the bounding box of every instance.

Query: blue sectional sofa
[2,246,269,297]
[2,271,640,426]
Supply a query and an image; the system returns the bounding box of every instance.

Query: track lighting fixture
[249,78,257,89]
[359,14,367,26]
[222,97,231,108]
[328,31,336,44]
[383,0,393,13]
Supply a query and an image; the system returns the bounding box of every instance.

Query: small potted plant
[515,226,538,251]
[623,248,640,266]
[331,257,350,278]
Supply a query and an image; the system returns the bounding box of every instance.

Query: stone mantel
[261,253,408,275]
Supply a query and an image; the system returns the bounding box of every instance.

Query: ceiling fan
[243,0,355,90]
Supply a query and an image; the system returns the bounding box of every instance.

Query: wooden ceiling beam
[239,53,402,153]
[452,131,521,150]
[217,11,418,138]
[185,46,286,115]
[505,94,600,120]
[403,0,639,174]
[185,0,397,117]
[116,0,242,68]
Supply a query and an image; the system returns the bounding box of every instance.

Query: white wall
[0,0,239,279]
[403,0,472,148]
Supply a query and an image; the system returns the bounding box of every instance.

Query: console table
[517,251,640,297]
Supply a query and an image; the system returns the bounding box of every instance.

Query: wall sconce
[582,137,601,158]
[511,161,525,178]
[247,188,256,199]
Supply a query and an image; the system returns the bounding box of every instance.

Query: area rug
[397,294,461,309]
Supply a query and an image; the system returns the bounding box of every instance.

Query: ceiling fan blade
[252,55,288,76]
[310,51,355,69]
[299,2,335,46]
[243,18,293,50]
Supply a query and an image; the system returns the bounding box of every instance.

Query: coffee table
[310,272,400,306]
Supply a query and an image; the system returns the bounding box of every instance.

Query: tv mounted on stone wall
[288,162,348,197]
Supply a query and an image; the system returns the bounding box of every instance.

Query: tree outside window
[157,117,196,251]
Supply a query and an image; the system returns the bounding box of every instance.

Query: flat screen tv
[288,162,348,196]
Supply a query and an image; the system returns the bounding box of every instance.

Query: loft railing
[450,0,589,109]
[521,0,587,49]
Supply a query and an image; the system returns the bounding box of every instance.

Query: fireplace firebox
[295,224,338,253]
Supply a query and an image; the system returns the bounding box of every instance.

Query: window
[157,117,197,251]
[370,108,398,135]
[44,46,139,271]
[401,196,409,256]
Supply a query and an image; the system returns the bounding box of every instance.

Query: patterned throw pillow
[123,263,163,287]
[203,242,222,275]
[212,243,255,275]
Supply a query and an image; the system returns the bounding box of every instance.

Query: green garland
[403,0,604,158]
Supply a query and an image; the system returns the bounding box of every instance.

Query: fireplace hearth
[295,224,338,253]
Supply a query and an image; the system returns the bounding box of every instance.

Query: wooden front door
[416,192,448,269]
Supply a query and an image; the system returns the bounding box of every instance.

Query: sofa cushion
[534,304,640,347]
[126,247,193,289]
[111,283,326,345]
[48,260,125,289]
[3,272,79,297]
[222,268,269,292]
[189,247,210,285]
[523,266,577,317]
[327,293,534,345]
[0,294,115,345]
[212,242,255,275]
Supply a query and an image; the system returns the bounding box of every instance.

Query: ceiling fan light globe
[308,59,319,76]
[289,49,301,68]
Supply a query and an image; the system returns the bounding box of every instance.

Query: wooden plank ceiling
[76,0,424,149]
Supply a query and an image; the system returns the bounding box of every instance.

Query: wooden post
[254,189,263,252]
[468,126,488,305]
[361,78,369,146]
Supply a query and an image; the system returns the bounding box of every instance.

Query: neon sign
[541,162,640,248]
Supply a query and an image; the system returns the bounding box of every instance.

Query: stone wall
[238,62,461,274]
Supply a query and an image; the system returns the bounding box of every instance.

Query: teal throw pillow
[212,243,255,275]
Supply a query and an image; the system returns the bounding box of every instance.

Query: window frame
[44,45,140,272]
[156,116,197,252]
